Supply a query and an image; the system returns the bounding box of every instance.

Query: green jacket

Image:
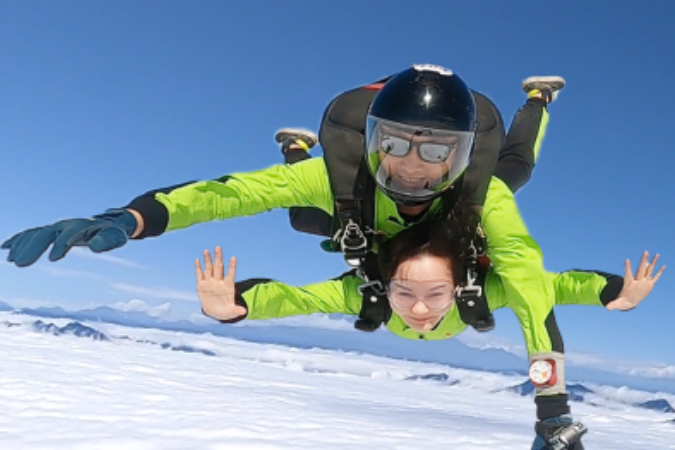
[129,157,558,354]
[237,270,621,349]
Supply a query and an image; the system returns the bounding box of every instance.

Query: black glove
[2,209,137,267]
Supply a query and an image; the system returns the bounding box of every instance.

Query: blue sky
[1,1,674,367]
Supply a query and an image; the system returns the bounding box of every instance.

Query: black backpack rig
[284,76,506,333]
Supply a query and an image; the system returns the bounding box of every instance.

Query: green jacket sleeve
[486,270,623,310]
[481,177,556,356]
[126,157,334,237]
[551,270,623,307]
[239,276,363,320]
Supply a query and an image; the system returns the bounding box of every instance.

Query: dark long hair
[378,200,481,286]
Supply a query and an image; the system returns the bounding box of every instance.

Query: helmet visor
[366,116,474,201]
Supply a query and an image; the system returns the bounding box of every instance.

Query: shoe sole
[522,76,566,93]
[274,128,319,148]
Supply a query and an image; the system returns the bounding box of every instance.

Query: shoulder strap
[438,91,503,332]
[461,91,505,207]
[319,76,391,267]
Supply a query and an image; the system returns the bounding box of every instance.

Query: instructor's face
[379,128,455,191]
[388,254,456,332]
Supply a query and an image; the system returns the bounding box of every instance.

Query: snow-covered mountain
[10,302,675,394]
[4,306,675,419]
[30,319,110,341]
[2,309,674,449]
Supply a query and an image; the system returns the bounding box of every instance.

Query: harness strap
[354,253,390,331]
[455,227,495,332]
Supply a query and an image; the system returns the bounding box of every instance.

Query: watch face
[529,360,554,385]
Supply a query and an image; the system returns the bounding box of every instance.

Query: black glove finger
[11,227,60,267]
[86,226,129,253]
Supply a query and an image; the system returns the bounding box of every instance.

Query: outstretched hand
[195,246,247,321]
[606,251,665,311]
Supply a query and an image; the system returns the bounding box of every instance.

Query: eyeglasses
[387,279,455,312]
[380,134,457,164]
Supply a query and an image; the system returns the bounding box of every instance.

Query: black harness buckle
[354,269,389,332]
[455,247,495,333]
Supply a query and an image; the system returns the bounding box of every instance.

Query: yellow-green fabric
[154,157,556,353]
[241,270,607,347]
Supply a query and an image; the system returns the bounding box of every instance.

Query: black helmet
[365,64,477,205]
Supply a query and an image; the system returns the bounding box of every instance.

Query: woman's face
[388,254,456,332]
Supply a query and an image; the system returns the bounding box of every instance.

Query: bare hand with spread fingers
[195,246,247,321]
[606,251,666,311]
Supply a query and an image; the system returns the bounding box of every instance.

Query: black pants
[495,97,548,193]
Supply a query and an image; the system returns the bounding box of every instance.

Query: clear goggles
[387,279,456,312]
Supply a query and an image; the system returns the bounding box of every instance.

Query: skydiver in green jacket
[2,67,559,332]
[196,238,663,340]
[194,217,664,450]
[0,65,585,444]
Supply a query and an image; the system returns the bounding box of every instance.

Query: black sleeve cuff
[599,274,624,307]
[535,393,570,420]
[124,180,200,239]
[568,269,624,307]
[126,194,169,239]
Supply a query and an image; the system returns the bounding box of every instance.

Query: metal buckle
[357,279,385,296]
[548,422,588,450]
[456,284,483,302]
[456,267,482,302]
[340,220,367,252]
